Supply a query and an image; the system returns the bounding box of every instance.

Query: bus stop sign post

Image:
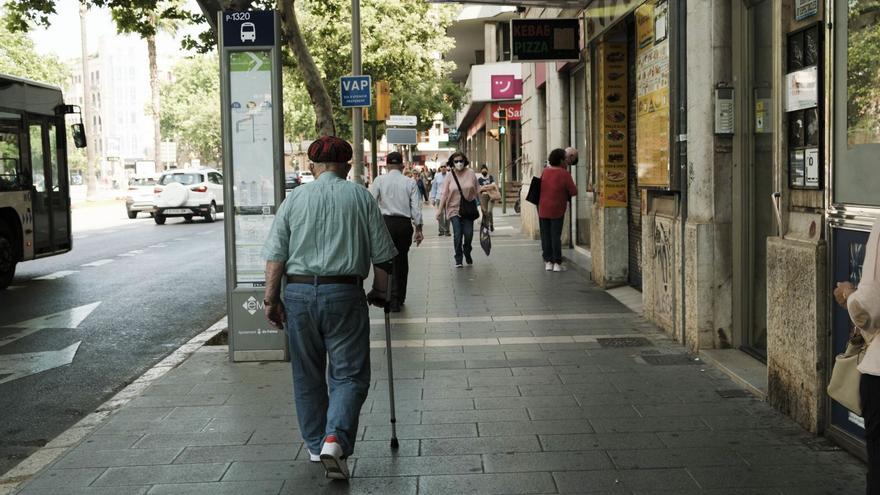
[219,10,288,362]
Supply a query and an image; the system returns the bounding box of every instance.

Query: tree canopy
[4,0,466,143]
[0,19,68,85]
[159,53,222,164]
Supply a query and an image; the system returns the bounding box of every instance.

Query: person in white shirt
[430,165,450,236]
[370,151,423,312]
[835,216,880,493]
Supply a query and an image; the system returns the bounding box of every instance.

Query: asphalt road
[0,211,227,475]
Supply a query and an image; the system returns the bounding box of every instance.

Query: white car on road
[125,175,158,219]
[153,169,224,225]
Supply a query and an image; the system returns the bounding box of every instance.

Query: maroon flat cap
[308,136,353,164]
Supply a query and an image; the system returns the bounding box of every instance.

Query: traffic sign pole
[351,0,364,184]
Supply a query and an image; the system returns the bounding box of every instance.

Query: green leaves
[0,21,68,85]
[159,53,222,164]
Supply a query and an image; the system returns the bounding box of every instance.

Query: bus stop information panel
[220,10,287,362]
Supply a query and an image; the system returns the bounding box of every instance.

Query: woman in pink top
[835,217,880,493]
[437,151,479,267]
[538,148,577,272]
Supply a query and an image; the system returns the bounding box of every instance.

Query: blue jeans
[450,215,474,263]
[284,283,371,457]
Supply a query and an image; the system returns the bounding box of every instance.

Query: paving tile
[475,396,579,409]
[371,398,474,412]
[174,444,298,464]
[95,418,210,435]
[354,454,483,476]
[540,432,665,451]
[278,476,417,494]
[422,408,529,424]
[527,405,640,420]
[15,468,105,492]
[55,447,182,469]
[78,434,144,451]
[590,416,711,433]
[146,481,283,494]
[607,447,747,469]
[483,451,613,472]
[553,468,700,493]
[133,432,252,449]
[420,435,542,455]
[345,439,420,458]
[422,385,521,399]
[92,462,229,486]
[478,419,594,436]
[418,472,557,495]
[364,423,477,440]
[19,486,149,495]
[220,460,322,481]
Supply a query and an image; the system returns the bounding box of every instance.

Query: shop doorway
[626,17,642,290]
[733,0,774,360]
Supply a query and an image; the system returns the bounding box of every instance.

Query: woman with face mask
[437,152,480,267]
[477,165,497,232]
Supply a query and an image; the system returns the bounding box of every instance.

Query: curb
[0,316,228,495]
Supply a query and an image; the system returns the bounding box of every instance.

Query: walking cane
[383,278,400,449]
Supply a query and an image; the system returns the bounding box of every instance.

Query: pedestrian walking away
[262,135,398,482]
[418,167,431,203]
[430,164,450,236]
[370,151,424,312]
[438,151,480,267]
[538,148,577,273]
[834,216,880,494]
[478,165,499,232]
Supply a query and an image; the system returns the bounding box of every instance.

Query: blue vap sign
[340,75,372,108]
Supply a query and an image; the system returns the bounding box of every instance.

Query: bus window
[48,124,60,192]
[0,112,21,191]
[29,124,45,192]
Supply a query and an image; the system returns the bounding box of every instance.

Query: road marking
[128,250,144,254]
[173,238,188,242]
[0,342,81,385]
[0,302,101,346]
[81,259,114,267]
[117,253,136,257]
[148,244,168,249]
[33,271,77,281]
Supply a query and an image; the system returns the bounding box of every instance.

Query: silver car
[125,175,158,219]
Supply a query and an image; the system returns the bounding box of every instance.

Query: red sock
[325,434,338,444]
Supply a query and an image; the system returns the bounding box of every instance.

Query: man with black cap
[369,151,423,312]
[262,135,397,481]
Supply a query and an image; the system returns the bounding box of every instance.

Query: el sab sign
[510,18,580,62]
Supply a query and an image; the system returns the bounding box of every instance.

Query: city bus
[0,74,86,289]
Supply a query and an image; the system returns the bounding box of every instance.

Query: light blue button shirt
[262,172,397,278]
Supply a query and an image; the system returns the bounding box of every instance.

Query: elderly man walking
[370,151,424,312]
[262,136,397,481]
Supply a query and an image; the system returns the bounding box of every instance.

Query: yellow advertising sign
[375,80,391,121]
[597,41,628,208]
[635,0,670,188]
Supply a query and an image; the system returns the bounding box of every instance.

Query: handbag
[486,183,502,202]
[480,220,491,256]
[525,176,541,205]
[451,171,480,221]
[827,331,871,415]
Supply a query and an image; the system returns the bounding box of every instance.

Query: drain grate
[598,337,653,348]
[641,353,699,366]
[716,389,754,399]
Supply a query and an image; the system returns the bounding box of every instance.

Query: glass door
[733,0,775,359]
[29,120,52,254]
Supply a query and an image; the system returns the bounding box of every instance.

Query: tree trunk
[277,0,336,137]
[195,0,335,136]
[79,4,98,199]
[147,28,163,171]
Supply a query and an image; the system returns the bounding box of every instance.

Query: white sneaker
[319,435,349,480]
[545,261,553,271]
[455,262,463,268]
[309,451,320,462]
[553,263,566,272]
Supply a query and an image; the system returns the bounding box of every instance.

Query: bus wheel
[0,230,16,290]
[154,214,166,225]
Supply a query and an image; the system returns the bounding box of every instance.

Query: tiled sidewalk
[13,212,866,494]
